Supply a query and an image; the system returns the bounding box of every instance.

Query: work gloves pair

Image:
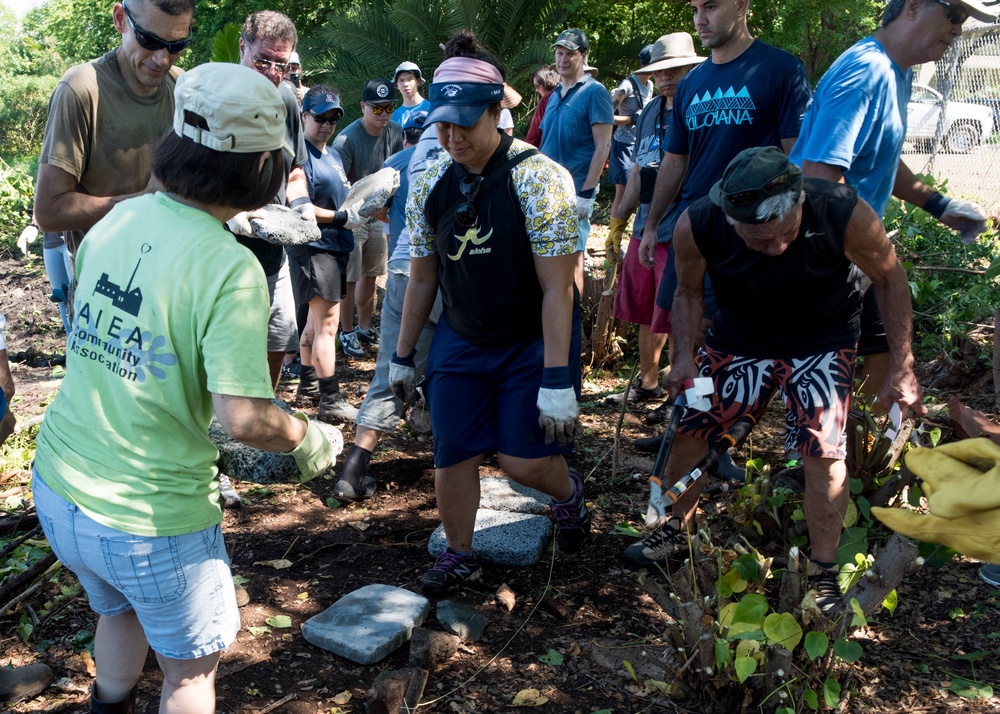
[873,438,1000,563]
[389,352,578,446]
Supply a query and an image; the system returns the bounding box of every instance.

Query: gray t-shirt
[330,119,403,183]
[612,74,653,145]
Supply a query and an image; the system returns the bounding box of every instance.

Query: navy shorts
[608,139,635,185]
[423,313,582,469]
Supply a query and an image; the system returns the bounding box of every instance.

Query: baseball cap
[302,91,344,120]
[402,110,428,130]
[362,78,395,104]
[552,28,589,52]
[173,63,289,154]
[709,146,803,224]
[426,81,504,127]
[394,61,424,84]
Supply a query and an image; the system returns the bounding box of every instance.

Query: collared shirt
[539,73,614,194]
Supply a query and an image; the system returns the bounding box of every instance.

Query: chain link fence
[903,18,1000,215]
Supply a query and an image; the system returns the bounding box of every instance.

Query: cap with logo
[394,61,425,85]
[639,33,705,75]
[302,91,344,120]
[426,81,504,127]
[362,78,395,104]
[402,110,428,131]
[173,63,290,154]
[709,146,804,224]
[552,28,589,52]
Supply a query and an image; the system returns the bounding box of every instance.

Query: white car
[907,83,994,153]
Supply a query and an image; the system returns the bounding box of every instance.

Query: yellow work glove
[605,217,629,265]
[283,412,337,483]
[872,438,1000,563]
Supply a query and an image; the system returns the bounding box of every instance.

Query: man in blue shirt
[540,28,614,288]
[790,0,992,409]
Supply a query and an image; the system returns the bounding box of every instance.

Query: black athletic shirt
[689,178,862,358]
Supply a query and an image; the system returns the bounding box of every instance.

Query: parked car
[967,97,1000,133]
[906,83,994,153]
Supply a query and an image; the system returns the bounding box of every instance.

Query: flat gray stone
[302,584,430,665]
[209,401,343,484]
[428,509,552,565]
[436,600,487,642]
[478,476,549,514]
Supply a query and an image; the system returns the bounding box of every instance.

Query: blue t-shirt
[789,37,911,218]
[304,142,355,253]
[540,75,615,194]
[383,146,415,262]
[397,99,431,129]
[666,40,812,207]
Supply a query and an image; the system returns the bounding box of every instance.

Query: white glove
[389,355,419,406]
[226,212,254,236]
[576,195,595,221]
[341,202,364,230]
[17,225,38,255]
[292,201,316,223]
[537,386,579,446]
[941,199,988,244]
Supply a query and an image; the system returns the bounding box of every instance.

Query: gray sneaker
[623,516,689,567]
[979,563,1000,586]
[605,379,664,404]
[340,330,365,359]
[318,393,359,424]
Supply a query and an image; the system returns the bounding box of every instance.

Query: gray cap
[394,61,425,85]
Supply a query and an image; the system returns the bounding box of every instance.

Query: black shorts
[857,285,888,356]
[286,245,349,305]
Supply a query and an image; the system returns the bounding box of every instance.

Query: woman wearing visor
[288,85,364,424]
[390,30,588,596]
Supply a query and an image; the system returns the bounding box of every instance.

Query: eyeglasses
[366,104,396,116]
[725,170,794,207]
[307,113,338,125]
[455,175,484,228]
[252,57,291,75]
[122,0,192,54]
[930,0,969,25]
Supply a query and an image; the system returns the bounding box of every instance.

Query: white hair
[755,189,804,223]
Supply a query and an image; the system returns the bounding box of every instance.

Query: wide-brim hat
[425,81,505,127]
[500,84,522,110]
[956,0,998,23]
[640,32,706,74]
[709,146,803,224]
[302,91,344,120]
[173,63,290,154]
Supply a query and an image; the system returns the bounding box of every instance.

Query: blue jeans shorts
[32,470,241,660]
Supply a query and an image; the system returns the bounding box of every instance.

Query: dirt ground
[2,243,1000,714]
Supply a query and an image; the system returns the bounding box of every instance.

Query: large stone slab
[478,476,549,514]
[428,509,552,566]
[209,401,343,484]
[302,584,430,665]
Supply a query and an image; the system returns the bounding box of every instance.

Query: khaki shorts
[346,221,388,282]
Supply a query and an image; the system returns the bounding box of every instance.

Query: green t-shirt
[34,193,274,537]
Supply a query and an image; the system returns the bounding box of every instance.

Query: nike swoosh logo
[804,230,824,238]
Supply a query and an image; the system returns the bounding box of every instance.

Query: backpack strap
[437,148,539,230]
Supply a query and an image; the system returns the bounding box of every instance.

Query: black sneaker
[551,469,591,553]
[355,327,379,347]
[806,562,842,614]
[421,547,482,596]
[623,516,689,567]
[333,445,376,501]
[605,379,664,405]
[645,401,672,425]
[634,432,665,453]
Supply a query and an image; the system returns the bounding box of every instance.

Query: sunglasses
[366,104,396,116]
[455,175,484,229]
[122,0,192,54]
[252,57,290,75]
[725,170,795,207]
[307,113,339,125]
[930,0,969,25]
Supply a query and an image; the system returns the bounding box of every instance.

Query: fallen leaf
[511,688,548,707]
[333,691,352,704]
[64,650,96,677]
[266,615,293,628]
[254,559,293,569]
[247,626,271,637]
[348,521,371,532]
[496,583,516,611]
[567,641,581,657]
[297,592,309,600]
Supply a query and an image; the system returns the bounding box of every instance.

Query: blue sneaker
[551,469,591,553]
[421,547,482,596]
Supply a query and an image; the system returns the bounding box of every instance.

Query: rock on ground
[428,510,552,565]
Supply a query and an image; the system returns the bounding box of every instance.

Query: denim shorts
[32,470,241,660]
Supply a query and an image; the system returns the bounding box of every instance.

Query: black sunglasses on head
[455,175,484,228]
[725,170,795,207]
[930,0,969,25]
[122,0,192,54]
